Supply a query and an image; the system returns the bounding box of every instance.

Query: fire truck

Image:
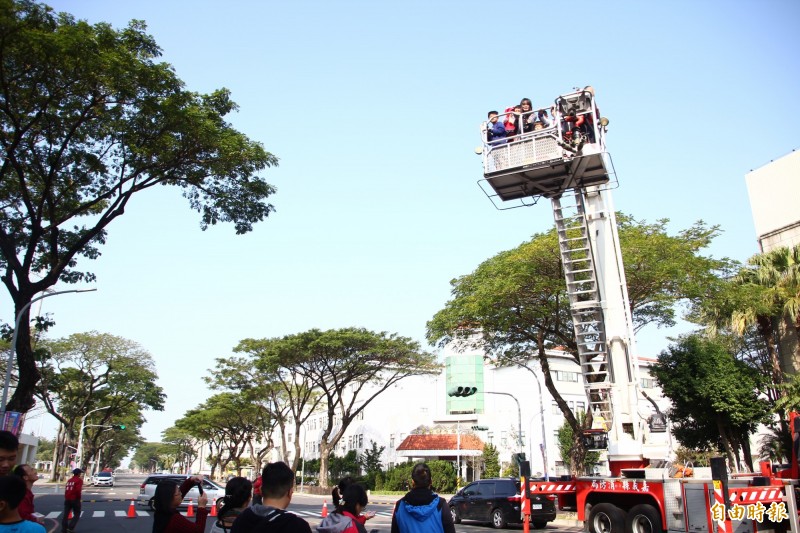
[478,89,800,533]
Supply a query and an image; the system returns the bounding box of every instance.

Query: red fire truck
[478,89,800,533]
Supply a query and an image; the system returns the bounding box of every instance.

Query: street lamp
[1,288,97,412]
[76,406,110,470]
[485,391,524,451]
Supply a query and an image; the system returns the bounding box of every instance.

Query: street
[31,474,584,533]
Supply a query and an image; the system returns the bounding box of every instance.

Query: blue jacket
[391,488,455,533]
[486,120,507,145]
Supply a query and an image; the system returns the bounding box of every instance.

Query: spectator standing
[151,475,209,533]
[12,465,39,523]
[62,468,83,533]
[230,461,312,533]
[0,432,18,476]
[391,463,455,533]
[252,475,262,505]
[0,476,45,532]
[210,476,252,533]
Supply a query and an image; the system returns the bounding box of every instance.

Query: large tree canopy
[649,334,770,471]
[427,214,729,473]
[239,327,441,484]
[0,0,278,412]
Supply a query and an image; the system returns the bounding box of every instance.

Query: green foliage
[651,334,771,470]
[381,461,456,493]
[235,327,440,484]
[556,413,600,475]
[358,440,385,490]
[482,443,500,478]
[35,437,55,462]
[329,450,360,482]
[426,215,728,477]
[674,445,720,467]
[0,0,279,413]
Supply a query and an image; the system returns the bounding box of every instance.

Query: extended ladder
[552,191,613,427]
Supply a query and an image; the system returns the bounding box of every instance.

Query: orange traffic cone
[67,510,73,520]
[210,498,218,517]
[321,500,328,517]
[127,500,136,518]
[187,498,194,517]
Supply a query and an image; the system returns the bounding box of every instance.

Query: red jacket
[18,489,35,521]
[64,475,83,500]
[161,478,209,532]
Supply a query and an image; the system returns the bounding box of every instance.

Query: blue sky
[5,0,799,441]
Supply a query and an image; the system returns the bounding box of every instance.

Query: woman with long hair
[210,476,252,533]
[151,476,208,533]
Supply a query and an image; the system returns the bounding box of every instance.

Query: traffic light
[112,424,127,430]
[513,452,527,465]
[447,386,477,397]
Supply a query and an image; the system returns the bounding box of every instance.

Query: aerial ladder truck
[478,89,800,533]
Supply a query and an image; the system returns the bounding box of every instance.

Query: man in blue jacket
[391,463,455,533]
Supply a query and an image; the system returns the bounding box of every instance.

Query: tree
[35,331,163,478]
[205,355,292,472]
[358,440,385,489]
[0,0,279,413]
[242,327,440,486]
[176,392,268,477]
[482,443,500,478]
[650,334,770,471]
[132,442,167,473]
[556,413,600,475]
[427,215,728,473]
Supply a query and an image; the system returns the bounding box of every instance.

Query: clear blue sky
[5,0,799,441]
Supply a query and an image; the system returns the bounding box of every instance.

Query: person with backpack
[391,463,455,533]
[230,462,311,533]
[317,483,373,533]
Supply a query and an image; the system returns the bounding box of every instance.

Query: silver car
[137,474,224,509]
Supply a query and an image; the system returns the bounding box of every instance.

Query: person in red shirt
[152,475,208,533]
[13,464,40,523]
[63,468,83,533]
[252,475,262,505]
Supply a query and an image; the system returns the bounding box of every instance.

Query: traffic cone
[127,500,136,518]
[187,498,194,517]
[321,500,328,517]
[67,510,73,520]
[210,498,217,517]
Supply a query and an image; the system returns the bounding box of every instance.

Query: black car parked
[448,478,557,529]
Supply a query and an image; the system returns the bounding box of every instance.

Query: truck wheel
[492,508,507,529]
[450,506,461,524]
[588,503,625,533]
[626,504,663,533]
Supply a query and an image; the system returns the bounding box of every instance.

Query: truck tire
[588,503,625,533]
[626,504,663,533]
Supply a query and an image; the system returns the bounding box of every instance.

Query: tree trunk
[319,440,332,488]
[7,302,39,413]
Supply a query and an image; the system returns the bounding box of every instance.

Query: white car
[92,471,114,487]
[137,474,224,509]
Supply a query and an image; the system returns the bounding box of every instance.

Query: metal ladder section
[551,191,613,426]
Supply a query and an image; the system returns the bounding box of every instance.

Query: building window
[288,434,293,443]
[552,401,560,415]
[501,431,508,448]
[641,377,655,389]
[576,401,586,414]
[390,434,395,448]
[569,400,575,413]
[555,370,579,382]
[358,434,364,448]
